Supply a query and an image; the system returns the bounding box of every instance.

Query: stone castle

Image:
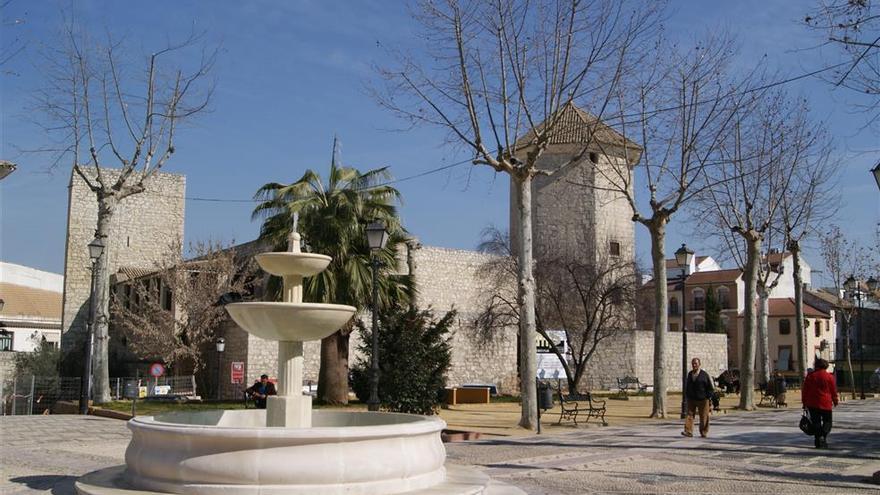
[61,105,726,396]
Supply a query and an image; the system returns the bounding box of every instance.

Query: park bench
[555,380,607,426]
[758,383,777,408]
[616,376,649,398]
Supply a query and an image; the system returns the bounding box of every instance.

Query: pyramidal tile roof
[514,102,642,154]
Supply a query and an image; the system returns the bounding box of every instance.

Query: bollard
[28,375,35,415]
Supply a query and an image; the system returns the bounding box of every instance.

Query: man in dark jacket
[246,374,277,409]
[682,357,714,438]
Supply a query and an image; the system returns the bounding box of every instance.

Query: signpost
[231,362,245,384]
[149,363,165,398]
[150,363,165,377]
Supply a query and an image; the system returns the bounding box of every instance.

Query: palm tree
[252,141,413,404]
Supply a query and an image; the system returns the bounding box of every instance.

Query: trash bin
[538,381,554,410]
[123,380,140,400]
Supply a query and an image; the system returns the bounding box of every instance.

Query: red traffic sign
[149,363,166,377]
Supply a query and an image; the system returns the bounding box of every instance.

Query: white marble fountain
[76,233,522,495]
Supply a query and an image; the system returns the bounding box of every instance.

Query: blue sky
[1,1,877,286]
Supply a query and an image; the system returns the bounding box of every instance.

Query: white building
[0,262,64,352]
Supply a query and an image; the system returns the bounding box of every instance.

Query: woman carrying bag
[801,358,838,449]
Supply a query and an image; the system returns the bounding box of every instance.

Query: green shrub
[351,305,454,415]
[14,337,61,376]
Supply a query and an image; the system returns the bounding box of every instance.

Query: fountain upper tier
[224,233,356,343]
[254,252,331,277]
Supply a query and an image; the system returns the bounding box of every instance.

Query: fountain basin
[255,252,331,277]
[123,410,446,495]
[225,302,356,341]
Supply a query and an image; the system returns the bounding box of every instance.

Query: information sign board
[231,362,245,384]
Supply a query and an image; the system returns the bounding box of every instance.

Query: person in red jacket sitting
[801,358,839,449]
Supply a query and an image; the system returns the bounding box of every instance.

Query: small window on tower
[610,241,621,256]
[589,152,599,164]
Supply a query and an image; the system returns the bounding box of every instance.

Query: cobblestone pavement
[1,400,878,494]
[446,399,880,494]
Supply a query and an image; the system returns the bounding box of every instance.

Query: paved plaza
[1,400,878,494]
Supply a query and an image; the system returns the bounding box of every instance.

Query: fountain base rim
[75,464,526,495]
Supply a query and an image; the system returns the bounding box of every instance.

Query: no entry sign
[149,362,166,377]
[231,362,245,384]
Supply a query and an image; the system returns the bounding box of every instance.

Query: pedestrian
[246,374,277,409]
[773,371,788,407]
[682,357,714,438]
[801,358,838,448]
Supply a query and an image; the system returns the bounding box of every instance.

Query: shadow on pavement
[749,469,880,490]
[10,475,77,494]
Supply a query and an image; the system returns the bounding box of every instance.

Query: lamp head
[366,220,389,251]
[87,236,105,261]
[215,337,226,353]
[674,243,694,269]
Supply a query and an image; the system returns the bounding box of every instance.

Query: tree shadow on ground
[10,475,77,495]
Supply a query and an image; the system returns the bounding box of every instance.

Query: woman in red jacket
[801,358,839,448]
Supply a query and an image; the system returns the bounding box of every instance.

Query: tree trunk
[92,196,116,404]
[844,317,857,399]
[756,287,770,387]
[515,173,537,430]
[739,235,760,410]
[648,219,669,418]
[317,328,351,405]
[790,242,808,376]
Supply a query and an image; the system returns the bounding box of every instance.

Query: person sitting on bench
[246,374,277,409]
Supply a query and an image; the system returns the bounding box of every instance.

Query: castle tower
[61,168,186,352]
[510,102,641,267]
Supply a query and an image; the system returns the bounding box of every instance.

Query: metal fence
[0,374,197,416]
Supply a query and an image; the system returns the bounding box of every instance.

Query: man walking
[682,357,714,438]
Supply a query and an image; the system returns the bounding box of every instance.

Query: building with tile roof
[640,248,835,373]
[0,262,63,352]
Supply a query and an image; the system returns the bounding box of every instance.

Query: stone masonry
[61,168,185,352]
[581,330,728,392]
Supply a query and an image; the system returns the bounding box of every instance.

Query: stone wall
[580,330,728,391]
[61,168,185,351]
[411,246,519,393]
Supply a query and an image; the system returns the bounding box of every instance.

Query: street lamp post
[365,221,388,412]
[676,243,694,419]
[215,337,226,401]
[79,236,105,415]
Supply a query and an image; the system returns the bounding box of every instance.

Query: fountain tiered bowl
[76,233,523,495]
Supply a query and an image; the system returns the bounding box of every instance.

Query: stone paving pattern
[446,399,880,494]
[1,400,878,494]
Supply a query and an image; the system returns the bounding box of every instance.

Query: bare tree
[576,35,746,417]
[697,91,805,410]
[820,225,874,398]
[472,227,637,395]
[805,0,879,123]
[35,24,215,402]
[375,0,662,429]
[0,1,27,73]
[778,115,838,378]
[111,241,254,375]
